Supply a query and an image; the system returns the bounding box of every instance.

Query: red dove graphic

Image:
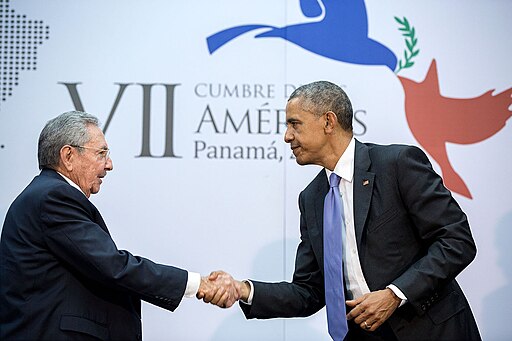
[398,59,512,199]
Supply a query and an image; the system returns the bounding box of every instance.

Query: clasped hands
[196,271,250,308]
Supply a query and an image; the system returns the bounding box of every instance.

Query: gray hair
[38,111,100,170]
[288,81,353,132]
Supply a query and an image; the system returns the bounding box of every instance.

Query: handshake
[196,271,250,308]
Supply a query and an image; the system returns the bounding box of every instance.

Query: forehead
[286,98,314,120]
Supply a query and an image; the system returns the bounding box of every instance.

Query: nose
[105,156,114,171]
[284,126,293,143]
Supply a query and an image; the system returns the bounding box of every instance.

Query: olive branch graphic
[394,16,419,74]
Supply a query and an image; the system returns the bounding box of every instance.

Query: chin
[90,186,101,195]
[295,157,309,165]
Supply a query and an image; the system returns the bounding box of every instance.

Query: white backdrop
[1,1,511,340]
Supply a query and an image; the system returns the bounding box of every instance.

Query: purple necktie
[324,172,348,341]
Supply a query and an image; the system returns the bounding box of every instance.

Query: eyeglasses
[70,145,111,160]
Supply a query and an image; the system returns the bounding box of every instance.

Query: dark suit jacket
[0,168,188,340]
[241,140,480,340]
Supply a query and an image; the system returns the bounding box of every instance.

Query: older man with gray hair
[0,111,238,340]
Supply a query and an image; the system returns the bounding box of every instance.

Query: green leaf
[406,39,413,51]
[411,49,419,57]
[404,17,410,29]
[394,16,405,25]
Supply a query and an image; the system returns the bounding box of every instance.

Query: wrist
[386,288,401,306]
[240,280,251,302]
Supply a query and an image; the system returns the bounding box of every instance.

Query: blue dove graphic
[207,0,397,71]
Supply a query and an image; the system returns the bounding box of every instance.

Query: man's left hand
[346,288,401,332]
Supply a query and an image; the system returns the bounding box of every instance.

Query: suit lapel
[353,140,375,251]
[307,170,329,266]
[91,205,111,236]
[314,171,329,231]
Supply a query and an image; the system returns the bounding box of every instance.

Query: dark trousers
[345,319,398,341]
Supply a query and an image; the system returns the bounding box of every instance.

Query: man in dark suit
[0,111,238,340]
[230,81,481,340]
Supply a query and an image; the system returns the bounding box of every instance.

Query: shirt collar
[57,171,87,197]
[325,137,355,183]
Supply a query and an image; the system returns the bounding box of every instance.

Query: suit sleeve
[40,183,188,311]
[241,191,325,319]
[390,146,476,314]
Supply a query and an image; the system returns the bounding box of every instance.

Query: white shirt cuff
[387,284,408,307]
[184,271,201,298]
[241,280,254,305]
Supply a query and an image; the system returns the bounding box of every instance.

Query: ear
[324,111,338,133]
[60,145,75,171]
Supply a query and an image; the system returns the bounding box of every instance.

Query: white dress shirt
[325,137,370,300]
